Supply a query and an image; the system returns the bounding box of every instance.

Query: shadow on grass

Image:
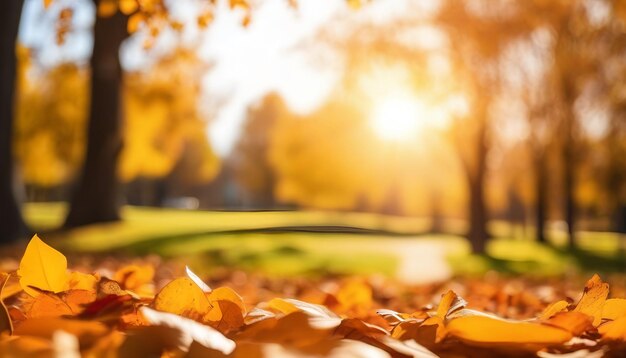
[451,242,626,277]
[73,225,425,255]
[564,247,626,273]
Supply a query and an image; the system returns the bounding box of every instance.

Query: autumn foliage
[0,235,624,357]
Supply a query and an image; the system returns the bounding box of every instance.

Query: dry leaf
[140,306,236,354]
[153,277,211,320]
[574,274,609,326]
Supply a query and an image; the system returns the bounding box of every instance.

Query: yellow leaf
[540,300,570,320]
[543,312,593,336]
[436,290,465,318]
[208,287,245,313]
[119,0,138,15]
[446,315,572,348]
[97,0,117,17]
[599,316,626,341]
[574,274,609,326]
[114,264,154,296]
[67,271,98,291]
[0,273,13,335]
[153,277,211,320]
[267,298,300,315]
[598,316,626,341]
[205,287,246,331]
[392,317,445,349]
[602,298,626,321]
[43,0,53,9]
[18,235,68,297]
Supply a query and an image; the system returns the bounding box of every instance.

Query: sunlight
[370,93,425,141]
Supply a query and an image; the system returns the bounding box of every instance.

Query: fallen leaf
[446,314,572,348]
[599,315,626,341]
[153,277,211,320]
[0,273,13,335]
[18,235,68,296]
[544,312,594,336]
[67,271,98,292]
[25,290,73,318]
[573,274,609,326]
[139,306,236,354]
[541,300,570,320]
[602,298,626,321]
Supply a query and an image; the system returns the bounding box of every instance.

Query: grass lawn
[22,202,626,280]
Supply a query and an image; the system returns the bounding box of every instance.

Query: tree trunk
[0,0,26,244]
[64,8,127,228]
[466,120,489,254]
[534,152,547,243]
[562,115,576,248]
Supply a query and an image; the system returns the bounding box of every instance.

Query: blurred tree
[0,0,27,243]
[63,2,129,227]
[15,60,88,192]
[232,93,286,208]
[120,48,220,205]
[435,0,529,253]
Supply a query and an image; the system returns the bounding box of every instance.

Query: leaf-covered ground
[2,235,626,357]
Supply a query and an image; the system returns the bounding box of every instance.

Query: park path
[382,239,453,284]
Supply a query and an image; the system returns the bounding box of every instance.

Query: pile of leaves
[1,236,626,357]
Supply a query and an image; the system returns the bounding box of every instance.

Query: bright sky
[18,0,439,156]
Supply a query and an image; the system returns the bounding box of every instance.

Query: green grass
[22,202,626,280]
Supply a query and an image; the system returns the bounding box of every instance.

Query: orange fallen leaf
[25,289,73,319]
[446,313,572,349]
[153,277,211,320]
[543,311,594,336]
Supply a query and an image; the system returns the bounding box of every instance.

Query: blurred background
[1,0,626,283]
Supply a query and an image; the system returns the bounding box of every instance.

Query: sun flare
[370,94,425,141]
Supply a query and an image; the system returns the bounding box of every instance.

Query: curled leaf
[140,306,236,354]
